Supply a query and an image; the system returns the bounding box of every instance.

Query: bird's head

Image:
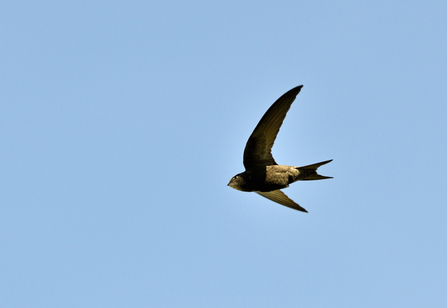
[228,172,250,191]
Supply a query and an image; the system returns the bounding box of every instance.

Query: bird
[227,85,332,212]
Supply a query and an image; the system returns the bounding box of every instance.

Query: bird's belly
[249,165,298,192]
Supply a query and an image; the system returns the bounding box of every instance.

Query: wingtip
[285,85,303,97]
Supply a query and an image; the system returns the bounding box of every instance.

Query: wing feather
[243,86,303,169]
[256,190,308,212]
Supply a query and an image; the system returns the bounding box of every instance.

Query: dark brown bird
[228,85,332,212]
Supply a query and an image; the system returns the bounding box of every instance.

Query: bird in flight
[228,85,332,212]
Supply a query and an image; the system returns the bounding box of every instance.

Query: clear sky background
[1,1,447,307]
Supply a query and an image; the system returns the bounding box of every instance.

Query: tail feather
[298,159,333,181]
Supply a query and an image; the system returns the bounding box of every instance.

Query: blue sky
[1,1,447,307]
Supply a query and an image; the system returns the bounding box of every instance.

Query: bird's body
[228,85,332,212]
[229,165,298,192]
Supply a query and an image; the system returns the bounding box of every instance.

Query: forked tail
[298,159,333,181]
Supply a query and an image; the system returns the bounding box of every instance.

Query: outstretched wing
[243,85,303,169]
[256,190,308,212]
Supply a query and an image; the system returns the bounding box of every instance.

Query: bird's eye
[234,175,238,179]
